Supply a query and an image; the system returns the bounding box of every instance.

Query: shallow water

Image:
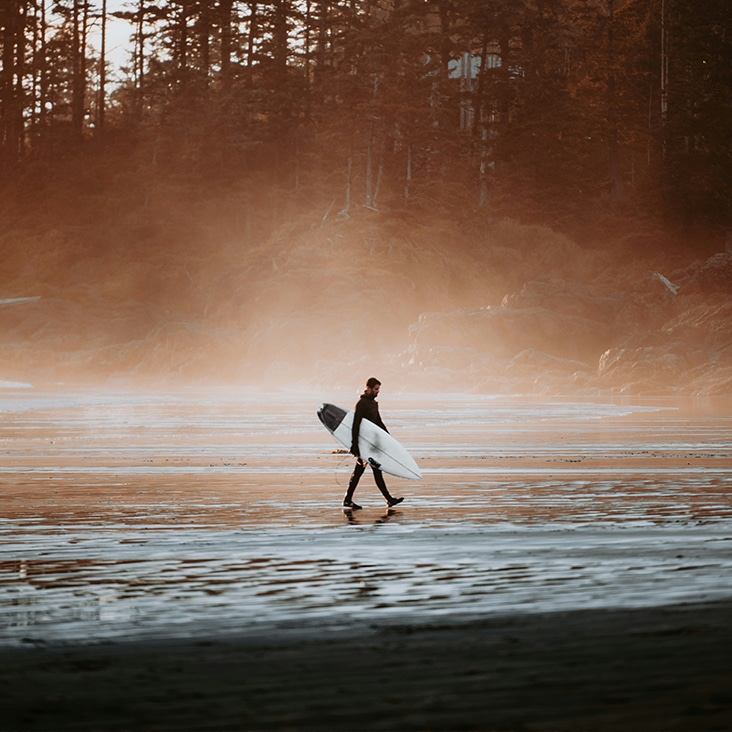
[1,390,731,646]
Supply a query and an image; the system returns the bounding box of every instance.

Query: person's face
[366,384,380,398]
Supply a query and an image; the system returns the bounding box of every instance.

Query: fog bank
[2,186,730,395]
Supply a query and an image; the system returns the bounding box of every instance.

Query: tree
[97,0,107,133]
[71,0,88,138]
[1,0,27,166]
[661,0,732,231]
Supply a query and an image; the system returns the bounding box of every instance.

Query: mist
[2,159,730,396]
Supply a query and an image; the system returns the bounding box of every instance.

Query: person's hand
[350,444,360,458]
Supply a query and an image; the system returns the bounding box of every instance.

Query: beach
[1,390,731,730]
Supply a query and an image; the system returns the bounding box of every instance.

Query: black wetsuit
[344,392,394,504]
[350,392,388,451]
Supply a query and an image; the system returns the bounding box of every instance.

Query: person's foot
[386,497,404,507]
[343,501,363,510]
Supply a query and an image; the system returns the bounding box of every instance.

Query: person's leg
[373,468,403,507]
[343,459,366,508]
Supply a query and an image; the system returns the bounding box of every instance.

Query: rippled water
[1,390,731,646]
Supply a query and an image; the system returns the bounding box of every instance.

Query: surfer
[343,378,405,510]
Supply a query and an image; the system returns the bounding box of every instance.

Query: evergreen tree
[1,0,28,166]
[662,0,732,231]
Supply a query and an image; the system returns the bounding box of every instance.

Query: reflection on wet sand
[343,507,401,525]
[1,391,731,648]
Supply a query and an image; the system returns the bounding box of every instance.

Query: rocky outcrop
[403,253,732,395]
[597,301,732,395]
[409,279,616,364]
[682,252,732,294]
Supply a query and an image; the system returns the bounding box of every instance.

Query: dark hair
[366,377,381,389]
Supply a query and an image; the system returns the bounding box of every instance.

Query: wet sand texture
[1,391,731,730]
[3,602,732,731]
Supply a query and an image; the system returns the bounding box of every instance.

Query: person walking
[343,378,404,510]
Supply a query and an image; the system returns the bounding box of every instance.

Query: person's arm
[351,407,362,457]
[374,406,388,434]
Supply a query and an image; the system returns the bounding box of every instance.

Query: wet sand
[4,600,732,731]
[1,390,731,730]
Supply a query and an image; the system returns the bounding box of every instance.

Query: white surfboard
[317,403,422,481]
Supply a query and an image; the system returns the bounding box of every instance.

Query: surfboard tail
[317,403,347,432]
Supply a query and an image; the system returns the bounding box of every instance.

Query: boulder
[501,278,619,326]
[683,252,732,294]
[594,299,732,394]
[598,342,689,386]
[507,349,592,377]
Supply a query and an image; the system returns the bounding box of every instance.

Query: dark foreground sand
[3,601,732,731]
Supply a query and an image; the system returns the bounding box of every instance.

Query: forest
[1,0,731,394]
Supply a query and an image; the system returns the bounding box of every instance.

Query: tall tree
[96,0,107,132]
[662,0,732,230]
[219,0,234,90]
[71,0,87,138]
[1,0,27,166]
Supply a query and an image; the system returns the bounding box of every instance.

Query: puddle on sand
[1,391,731,646]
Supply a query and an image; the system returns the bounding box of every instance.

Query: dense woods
[2,0,730,231]
[0,0,730,391]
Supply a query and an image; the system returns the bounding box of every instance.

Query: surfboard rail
[317,402,422,481]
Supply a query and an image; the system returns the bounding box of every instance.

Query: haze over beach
[1,0,732,730]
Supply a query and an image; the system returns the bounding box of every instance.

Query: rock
[598,343,689,385]
[501,278,620,326]
[594,299,732,394]
[662,301,732,344]
[507,349,591,376]
[409,278,615,369]
[687,365,732,395]
[683,252,732,294]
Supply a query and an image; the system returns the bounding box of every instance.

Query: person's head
[365,377,381,397]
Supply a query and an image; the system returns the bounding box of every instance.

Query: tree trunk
[479,126,490,208]
[660,0,668,160]
[316,0,327,72]
[246,2,258,89]
[96,0,106,134]
[405,138,412,202]
[199,0,211,83]
[472,29,490,139]
[606,0,623,202]
[1,0,26,164]
[136,0,145,112]
[38,0,48,133]
[15,0,27,155]
[365,123,373,207]
[343,154,352,215]
[273,0,288,84]
[178,1,188,77]
[71,0,85,139]
[220,0,234,91]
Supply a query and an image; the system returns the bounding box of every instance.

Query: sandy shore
[1,390,731,730]
[3,600,732,731]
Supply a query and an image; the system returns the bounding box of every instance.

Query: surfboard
[317,403,422,481]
